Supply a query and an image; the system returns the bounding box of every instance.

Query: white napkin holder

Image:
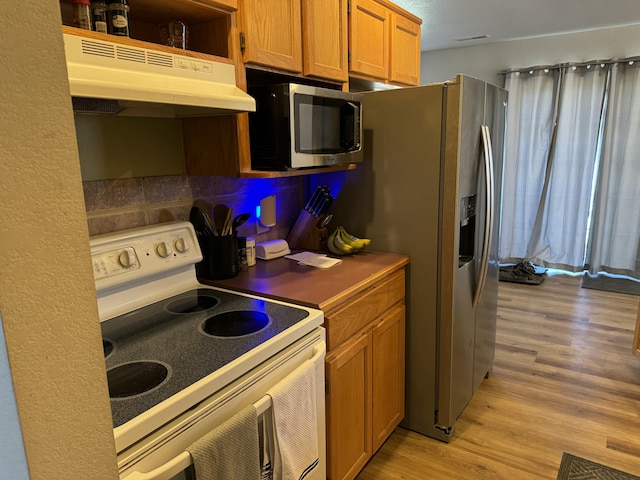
[255,239,291,260]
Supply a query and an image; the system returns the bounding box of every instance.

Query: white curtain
[500,69,558,262]
[587,61,640,278]
[499,59,640,279]
[526,64,609,271]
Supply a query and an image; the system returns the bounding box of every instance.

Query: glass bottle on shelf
[108,0,129,37]
[72,0,92,30]
[90,0,109,33]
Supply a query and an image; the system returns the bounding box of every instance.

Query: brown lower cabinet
[324,269,406,480]
[202,253,408,480]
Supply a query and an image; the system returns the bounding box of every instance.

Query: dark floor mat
[556,452,640,480]
[581,273,640,296]
[499,262,546,285]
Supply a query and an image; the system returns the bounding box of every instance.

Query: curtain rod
[498,55,640,75]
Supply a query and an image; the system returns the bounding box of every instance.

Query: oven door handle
[124,342,326,480]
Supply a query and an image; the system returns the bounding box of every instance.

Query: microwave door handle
[341,102,360,150]
[350,102,360,149]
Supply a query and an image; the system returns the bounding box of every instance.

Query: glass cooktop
[101,287,310,428]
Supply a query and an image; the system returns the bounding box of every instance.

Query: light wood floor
[357,273,640,479]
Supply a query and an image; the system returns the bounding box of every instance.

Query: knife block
[286,210,328,251]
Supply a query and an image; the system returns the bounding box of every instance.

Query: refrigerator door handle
[473,125,495,307]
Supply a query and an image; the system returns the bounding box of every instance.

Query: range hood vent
[63,33,256,118]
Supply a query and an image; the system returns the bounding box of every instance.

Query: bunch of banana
[327,226,371,255]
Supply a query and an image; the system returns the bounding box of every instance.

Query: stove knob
[118,250,134,268]
[156,241,172,258]
[174,237,189,253]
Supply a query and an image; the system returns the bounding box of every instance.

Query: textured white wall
[0,1,118,479]
[421,24,640,85]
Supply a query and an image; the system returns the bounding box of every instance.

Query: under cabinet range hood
[63,33,256,118]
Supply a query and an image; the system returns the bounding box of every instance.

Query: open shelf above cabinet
[117,0,236,24]
[59,0,235,59]
[59,0,236,22]
[62,26,233,64]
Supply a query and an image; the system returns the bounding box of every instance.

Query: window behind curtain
[499,59,640,281]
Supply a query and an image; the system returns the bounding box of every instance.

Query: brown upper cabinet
[389,9,421,85]
[62,0,421,178]
[349,0,421,86]
[239,0,303,73]
[239,0,349,83]
[303,0,350,82]
[348,0,389,81]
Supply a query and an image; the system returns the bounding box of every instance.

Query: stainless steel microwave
[248,83,363,170]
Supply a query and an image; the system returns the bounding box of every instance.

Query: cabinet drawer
[325,269,404,350]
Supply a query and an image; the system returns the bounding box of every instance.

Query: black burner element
[202,311,270,337]
[107,361,169,398]
[165,291,219,314]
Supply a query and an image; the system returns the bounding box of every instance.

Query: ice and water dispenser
[459,194,476,267]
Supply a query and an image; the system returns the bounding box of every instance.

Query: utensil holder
[195,234,238,280]
[286,210,328,251]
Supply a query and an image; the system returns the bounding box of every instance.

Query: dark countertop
[199,250,409,313]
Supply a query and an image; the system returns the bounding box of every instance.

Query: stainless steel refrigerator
[331,74,507,441]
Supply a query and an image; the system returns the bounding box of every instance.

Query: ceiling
[392,0,640,51]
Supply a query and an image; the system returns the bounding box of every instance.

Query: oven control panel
[92,246,141,280]
[90,221,203,291]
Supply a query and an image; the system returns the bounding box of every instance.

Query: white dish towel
[268,359,319,480]
[187,404,260,480]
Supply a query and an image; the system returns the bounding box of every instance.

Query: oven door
[117,328,326,480]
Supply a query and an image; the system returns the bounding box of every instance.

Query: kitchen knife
[314,188,335,216]
[309,186,331,216]
[305,186,323,213]
[319,194,334,216]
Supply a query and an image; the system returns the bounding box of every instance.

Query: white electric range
[91,221,326,480]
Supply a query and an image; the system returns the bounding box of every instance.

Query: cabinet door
[371,304,405,452]
[348,0,389,80]
[389,12,421,85]
[239,0,302,73]
[302,0,349,81]
[326,333,372,480]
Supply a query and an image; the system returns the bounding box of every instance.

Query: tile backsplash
[83,175,304,242]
